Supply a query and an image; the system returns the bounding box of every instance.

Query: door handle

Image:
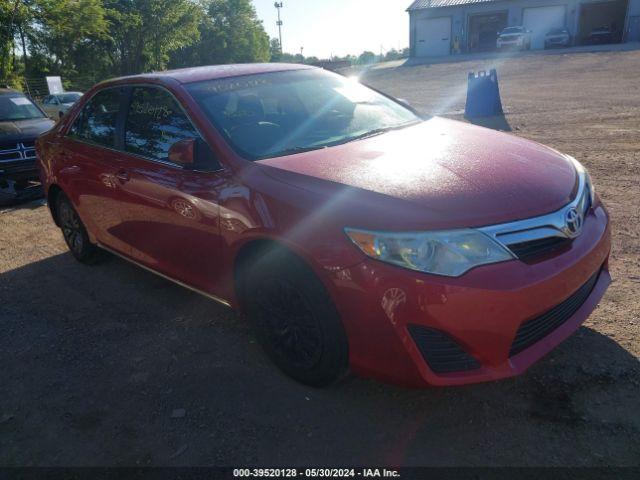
[115,170,130,183]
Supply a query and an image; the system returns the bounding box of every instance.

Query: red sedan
[36,64,611,387]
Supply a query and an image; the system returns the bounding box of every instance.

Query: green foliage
[1,0,269,85]
[2,0,401,87]
[169,0,270,68]
[104,0,202,75]
[269,37,281,62]
[358,51,376,65]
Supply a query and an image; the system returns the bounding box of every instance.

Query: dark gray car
[0,89,54,204]
[545,27,571,48]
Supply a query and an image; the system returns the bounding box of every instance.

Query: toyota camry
[36,64,611,387]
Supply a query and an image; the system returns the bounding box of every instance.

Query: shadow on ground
[0,197,46,214]
[467,114,512,132]
[1,252,638,466]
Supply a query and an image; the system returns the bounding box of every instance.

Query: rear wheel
[243,248,349,387]
[56,193,102,264]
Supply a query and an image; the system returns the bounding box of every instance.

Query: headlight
[345,228,514,277]
[567,155,596,207]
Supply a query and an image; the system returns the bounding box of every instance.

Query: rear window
[502,27,524,34]
[68,88,124,148]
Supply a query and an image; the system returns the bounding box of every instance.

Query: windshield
[186,69,420,160]
[0,94,45,121]
[57,93,81,103]
[502,27,523,34]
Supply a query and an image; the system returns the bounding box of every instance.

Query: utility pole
[274,2,284,54]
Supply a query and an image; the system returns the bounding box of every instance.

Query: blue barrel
[464,69,504,118]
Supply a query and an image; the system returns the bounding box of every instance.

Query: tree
[357,50,376,65]
[269,37,281,62]
[30,0,108,77]
[103,0,201,75]
[170,0,269,68]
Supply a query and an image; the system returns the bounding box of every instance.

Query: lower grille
[510,269,601,356]
[408,325,481,373]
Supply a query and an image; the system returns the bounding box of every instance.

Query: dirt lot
[1,49,639,467]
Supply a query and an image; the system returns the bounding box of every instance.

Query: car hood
[0,117,55,144]
[258,117,577,230]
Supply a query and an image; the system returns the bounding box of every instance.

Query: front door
[111,85,227,294]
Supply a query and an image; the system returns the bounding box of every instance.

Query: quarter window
[124,87,199,162]
[68,88,124,148]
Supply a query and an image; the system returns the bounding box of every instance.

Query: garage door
[523,6,566,49]
[416,17,451,57]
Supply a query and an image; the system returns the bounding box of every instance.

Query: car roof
[101,63,316,88]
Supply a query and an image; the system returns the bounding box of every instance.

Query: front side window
[186,69,420,160]
[0,94,45,121]
[69,88,123,148]
[124,87,199,162]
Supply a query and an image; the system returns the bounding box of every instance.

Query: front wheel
[56,193,102,264]
[244,248,349,387]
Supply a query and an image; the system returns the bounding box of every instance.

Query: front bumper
[0,160,42,204]
[326,204,611,387]
[497,39,524,49]
[545,37,570,47]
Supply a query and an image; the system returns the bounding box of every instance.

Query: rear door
[59,87,132,253]
[111,85,227,293]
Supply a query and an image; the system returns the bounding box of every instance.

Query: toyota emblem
[565,207,583,238]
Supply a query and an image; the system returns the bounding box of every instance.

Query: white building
[408,0,640,57]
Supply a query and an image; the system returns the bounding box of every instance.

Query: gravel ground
[1,49,639,467]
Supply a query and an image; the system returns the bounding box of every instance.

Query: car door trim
[97,243,232,308]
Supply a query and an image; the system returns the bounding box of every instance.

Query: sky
[252,0,412,59]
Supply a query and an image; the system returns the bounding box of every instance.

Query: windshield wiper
[337,120,422,145]
[258,145,327,159]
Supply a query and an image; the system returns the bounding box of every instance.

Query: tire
[243,247,349,387]
[56,193,102,264]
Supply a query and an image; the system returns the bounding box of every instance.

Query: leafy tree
[357,50,376,65]
[103,0,202,75]
[170,0,269,68]
[30,0,108,77]
[269,37,281,62]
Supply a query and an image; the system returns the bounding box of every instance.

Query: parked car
[1,88,54,204]
[36,65,611,387]
[497,26,532,50]
[586,25,614,44]
[39,91,83,119]
[544,27,571,48]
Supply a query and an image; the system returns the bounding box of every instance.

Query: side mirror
[168,138,195,166]
[169,137,222,171]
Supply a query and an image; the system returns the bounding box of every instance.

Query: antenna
[274,2,284,54]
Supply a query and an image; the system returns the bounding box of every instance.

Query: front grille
[509,269,601,357]
[506,236,572,262]
[0,142,36,163]
[408,325,481,373]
